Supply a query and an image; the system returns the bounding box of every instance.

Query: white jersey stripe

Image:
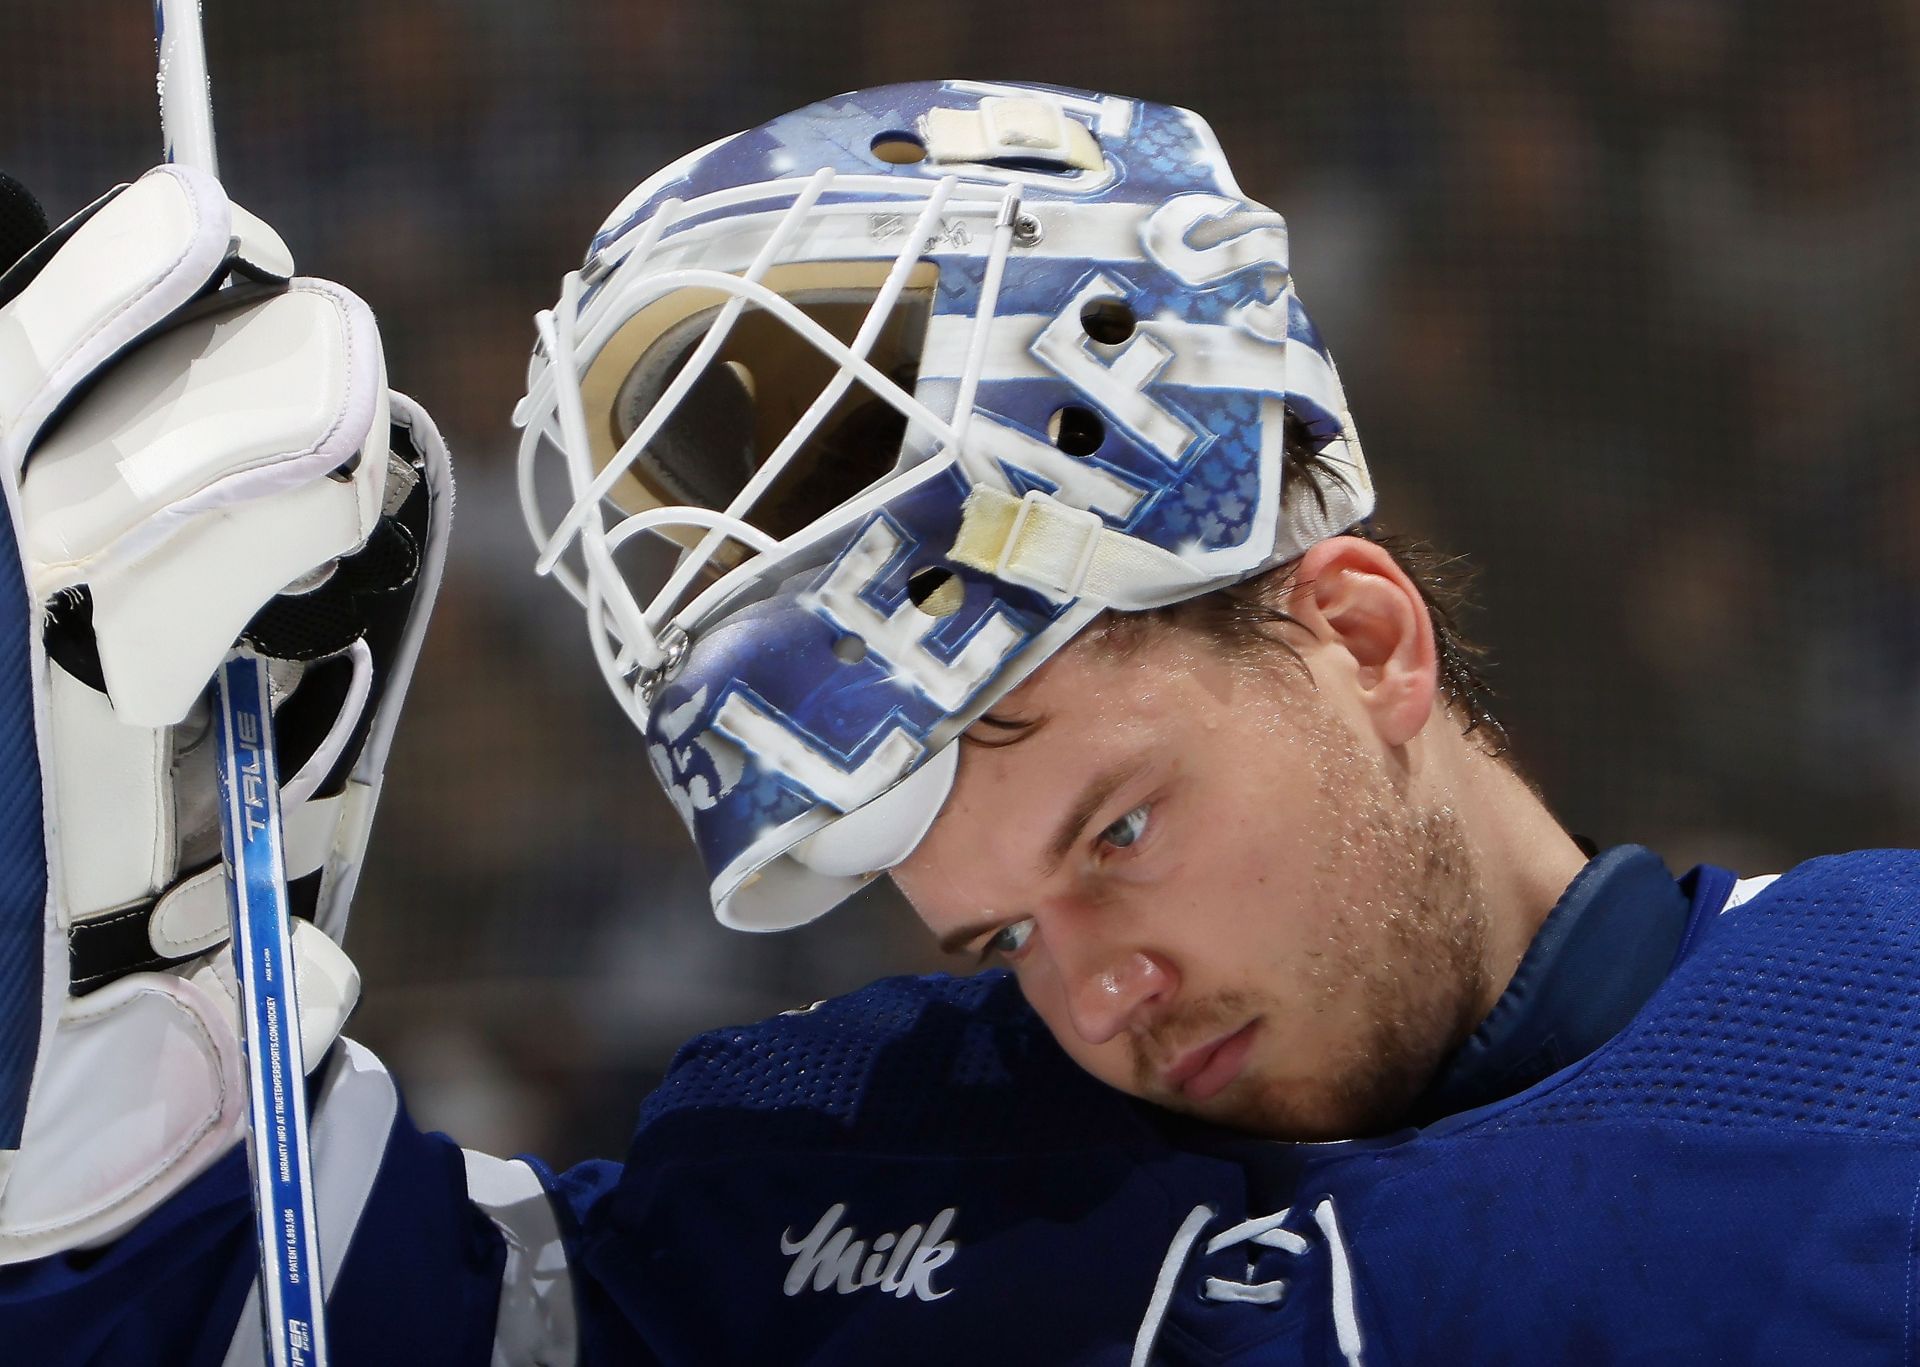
[1720,874,1781,916]
[221,1040,399,1367]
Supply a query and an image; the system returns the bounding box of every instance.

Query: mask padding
[754,365,916,541]
[625,351,758,512]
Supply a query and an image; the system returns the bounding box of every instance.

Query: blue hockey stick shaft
[157,3,330,1361]
[213,654,329,1367]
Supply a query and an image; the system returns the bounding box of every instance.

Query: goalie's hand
[0,164,450,1262]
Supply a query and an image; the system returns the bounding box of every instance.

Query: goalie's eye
[983,918,1035,963]
[1097,805,1151,853]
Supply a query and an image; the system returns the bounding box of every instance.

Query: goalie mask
[514,80,1373,930]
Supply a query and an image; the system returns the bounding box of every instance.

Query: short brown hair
[975,412,1509,757]
[1082,527,1507,756]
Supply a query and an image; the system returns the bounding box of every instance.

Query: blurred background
[4,0,1917,1167]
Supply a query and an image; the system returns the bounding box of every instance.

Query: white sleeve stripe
[221,1038,400,1367]
[462,1149,580,1367]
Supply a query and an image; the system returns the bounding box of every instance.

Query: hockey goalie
[3,82,1919,1367]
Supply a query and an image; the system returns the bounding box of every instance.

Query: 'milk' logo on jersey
[780,1202,959,1301]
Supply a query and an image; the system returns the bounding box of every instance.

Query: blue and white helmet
[513,80,1372,930]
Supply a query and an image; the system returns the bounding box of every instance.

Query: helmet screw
[1011,213,1043,248]
[638,623,692,706]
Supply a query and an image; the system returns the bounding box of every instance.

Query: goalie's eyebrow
[1041,757,1149,875]
[936,918,1001,959]
[930,755,1149,958]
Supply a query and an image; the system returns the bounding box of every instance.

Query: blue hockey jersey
[6,850,1919,1364]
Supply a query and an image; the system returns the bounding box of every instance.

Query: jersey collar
[1407,844,1692,1125]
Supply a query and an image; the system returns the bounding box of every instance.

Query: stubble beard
[1145,705,1491,1142]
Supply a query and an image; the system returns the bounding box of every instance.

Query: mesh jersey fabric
[578,850,1920,1365]
[0,473,47,1154]
[630,969,1145,1156]
[7,850,1920,1364]
[1506,849,1920,1135]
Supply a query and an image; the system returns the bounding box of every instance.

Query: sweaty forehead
[975,616,1232,739]
[893,632,1232,915]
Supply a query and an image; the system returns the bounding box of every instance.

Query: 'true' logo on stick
[235,710,269,839]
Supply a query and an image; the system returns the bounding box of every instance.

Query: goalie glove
[0,164,451,1261]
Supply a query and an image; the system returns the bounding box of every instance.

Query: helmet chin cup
[515,81,1373,930]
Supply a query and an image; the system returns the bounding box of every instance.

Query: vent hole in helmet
[1079,297,1136,345]
[831,634,869,664]
[907,566,964,617]
[871,132,927,165]
[1048,405,1105,458]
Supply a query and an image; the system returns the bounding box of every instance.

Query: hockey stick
[156,5,330,1365]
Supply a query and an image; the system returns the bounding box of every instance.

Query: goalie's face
[893,539,1497,1141]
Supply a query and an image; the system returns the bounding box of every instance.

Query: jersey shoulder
[632,972,1144,1160]
[1510,845,1920,1135]
[1717,847,1920,928]
[1758,848,1920,903]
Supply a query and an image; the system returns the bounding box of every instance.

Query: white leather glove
[0,164,451,1261]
